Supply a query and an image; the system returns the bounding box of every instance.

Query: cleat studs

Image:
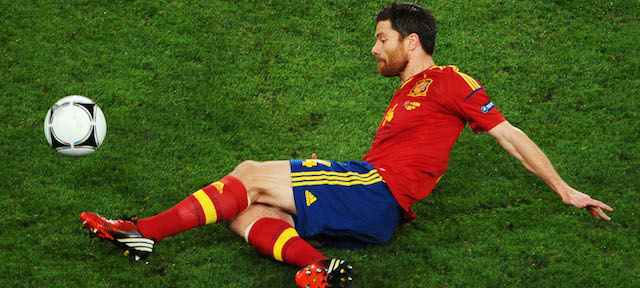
[306,270,312,275]
[123,250,130,256]
[83,220,87,225]
[93,228,97,233]
[316,268,322,273]
[347,265,353,270]
[348,277,353,281]
[305,286,310,288]
[340,268,345,274]
[134,255,140,261]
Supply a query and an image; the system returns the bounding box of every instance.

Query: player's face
[371,20,408,78]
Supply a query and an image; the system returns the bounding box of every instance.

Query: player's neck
[400,55,436,83]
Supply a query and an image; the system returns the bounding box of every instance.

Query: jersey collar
[400,65,438,89]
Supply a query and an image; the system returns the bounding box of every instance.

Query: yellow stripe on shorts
[291,170,384,187]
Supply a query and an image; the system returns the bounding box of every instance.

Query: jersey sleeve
[445,72,506,133]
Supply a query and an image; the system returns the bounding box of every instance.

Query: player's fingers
[592,207,611,221]
[589,199,613,212]
[587,207,600,220]
[311,153,318,159]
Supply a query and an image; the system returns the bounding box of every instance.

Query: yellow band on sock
[273,228,299,262]
[193,189,218,224]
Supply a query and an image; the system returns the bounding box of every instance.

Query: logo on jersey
[408,79,433,97]
[382,103,398,126]
[403,101,421,110]
[481,101,495,114]
[305,190,317,206]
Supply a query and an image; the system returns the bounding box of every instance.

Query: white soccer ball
[44,95,107,156]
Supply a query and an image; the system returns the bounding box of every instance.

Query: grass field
[1,0,639,287]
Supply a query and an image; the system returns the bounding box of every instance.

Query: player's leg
[80,160,296,260]
[227,204,326,267]
[228,204,353,288]
[134,160,296,240]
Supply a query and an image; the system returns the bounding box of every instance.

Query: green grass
[1,0,639,287]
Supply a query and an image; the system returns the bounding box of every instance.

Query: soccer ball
[44,95,107,156]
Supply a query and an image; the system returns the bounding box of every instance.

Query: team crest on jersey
[408,79,433,97]
[481,101,495,114]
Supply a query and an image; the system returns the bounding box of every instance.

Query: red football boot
[295,258,353,288]
[80,212,155,262]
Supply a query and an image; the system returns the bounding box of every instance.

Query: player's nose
[371,45,380,57]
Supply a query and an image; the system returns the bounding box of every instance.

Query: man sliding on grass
[80,3,612,287]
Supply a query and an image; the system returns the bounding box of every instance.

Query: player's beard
[377,47,408,78]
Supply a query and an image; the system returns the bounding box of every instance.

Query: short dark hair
[375,3,437,55]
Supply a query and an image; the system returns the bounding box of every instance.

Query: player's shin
[137,175,249,241]
[245,218,325,267]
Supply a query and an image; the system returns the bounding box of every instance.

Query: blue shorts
[290,159,402,247]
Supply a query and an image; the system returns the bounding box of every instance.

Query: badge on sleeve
[481,101,495,113]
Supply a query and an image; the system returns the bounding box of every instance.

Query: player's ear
[405,33,420,51]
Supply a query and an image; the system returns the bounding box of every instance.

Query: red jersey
[363,65,506,219]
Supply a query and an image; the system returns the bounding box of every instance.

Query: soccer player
[80,3,613,287]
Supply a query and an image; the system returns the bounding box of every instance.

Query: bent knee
[231,160,261,178]
[229,160,264,201]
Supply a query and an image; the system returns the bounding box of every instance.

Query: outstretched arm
[487,121,613,221]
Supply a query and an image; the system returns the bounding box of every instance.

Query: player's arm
[487,121,613,221]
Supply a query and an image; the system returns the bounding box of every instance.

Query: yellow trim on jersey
[400,77,414,89]
[429,65,450,71]
[273,228,299,262]
[403,66,482,92]
[456,72,482,91]
[193,189,218,224]
[402,65,440,89]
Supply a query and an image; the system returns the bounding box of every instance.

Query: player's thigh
[230,160,295,214]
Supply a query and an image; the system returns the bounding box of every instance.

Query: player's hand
[561,187,613,221]
[311,153,318,159]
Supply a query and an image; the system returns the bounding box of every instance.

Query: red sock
[137,175,249,240]
[246,218,325,267]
